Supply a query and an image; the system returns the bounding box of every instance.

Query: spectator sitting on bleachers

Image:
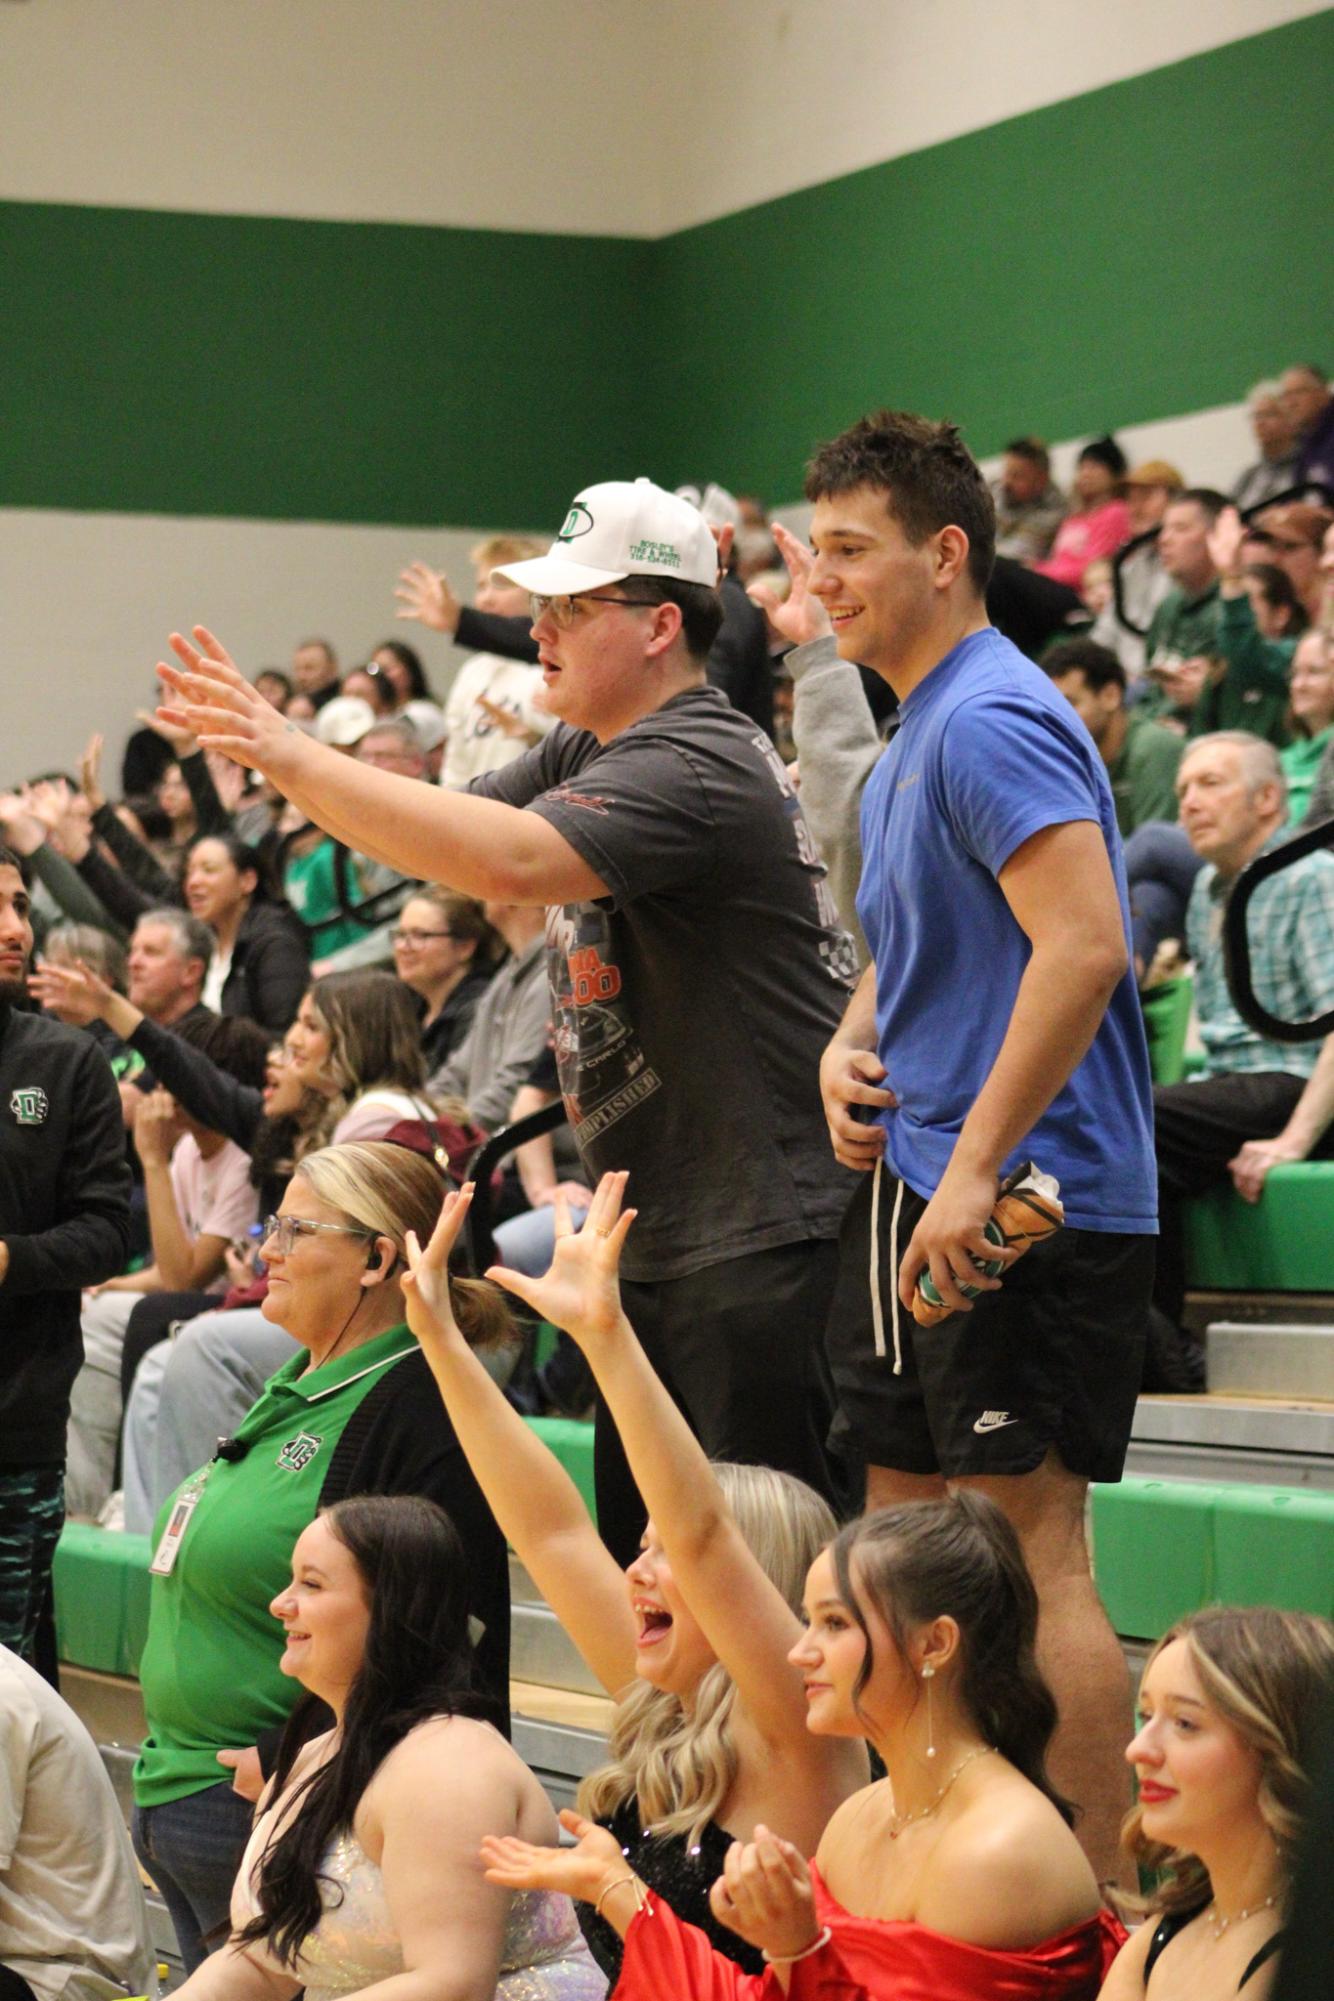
[1139,490,1228,727]
[0,1642,157,2001]
[127,1144,510,1974]
[1044,640,1183,838]
[185,832,310,1031]
[1089,461,1183,679]
[290,636,341,712]
[1232,378,1302,512]
[252,667,292,712]
[1101,1605,1334,2001]
[125,906,215,1035]
[36,922,148,1123]
[1148,733,1334,1382]
[1281,364,1334,492]
[1282,631,1334,826]
[404,1177,863,1984]
[1033,435,1131,589]
[367,636,434,709]
[58,1011,267,1519]
[1254,502,1333,626]
[990,437,1067,564]
[391,886,502,1071]
[304,717,439,975]
[1185,506,1304,749]
[427,900,549,1142]
[339,661,397,719]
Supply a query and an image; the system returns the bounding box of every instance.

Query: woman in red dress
[453,1174,1122,1998]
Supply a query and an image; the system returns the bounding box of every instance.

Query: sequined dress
[580,1799,765,1981]
[233,1823,606,2000]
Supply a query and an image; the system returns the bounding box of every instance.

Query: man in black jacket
[0,849,131,1663]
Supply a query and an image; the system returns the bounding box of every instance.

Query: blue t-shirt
[855,627,1156,1233]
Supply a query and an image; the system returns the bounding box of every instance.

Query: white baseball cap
[491,477,720,595]
[314,696,376,748]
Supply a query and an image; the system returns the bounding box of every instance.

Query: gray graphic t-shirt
[474,688,856,1282]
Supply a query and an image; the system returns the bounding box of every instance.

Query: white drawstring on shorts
[868,1158,906,1374]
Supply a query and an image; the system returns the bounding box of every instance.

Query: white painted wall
[3,397,1263,782]
[1,0,1320,235]
[0,511,516,783]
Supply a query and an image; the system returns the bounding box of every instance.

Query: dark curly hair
[804,408,996,594]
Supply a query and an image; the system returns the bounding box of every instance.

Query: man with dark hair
[1140,488,1229,723]
[803,410,1155,1880]
[161,478,857,1565]
[290,637,340,711]
[990,436,1067,564]
[1044,638,1183,834]
[0,847,131,1666]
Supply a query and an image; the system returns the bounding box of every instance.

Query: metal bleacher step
[1127,1392,1334,1488]
[509,1552,603,1697]
[1205,1321,1334,1401]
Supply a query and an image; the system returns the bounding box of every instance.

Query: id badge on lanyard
[149,1466,212,1576]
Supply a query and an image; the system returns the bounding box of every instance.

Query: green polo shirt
[1106,711,1183,837]
[133,1322,419,1808]
[1139,582,1222,725]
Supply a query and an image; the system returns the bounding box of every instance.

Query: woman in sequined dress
[402,1175,869,1983]
[171,1493,605,2001]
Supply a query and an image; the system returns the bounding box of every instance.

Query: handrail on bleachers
[1223,814,1334,1044]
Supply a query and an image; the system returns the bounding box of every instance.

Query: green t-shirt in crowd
[1283,727,1334,828]
[1139,582,1223,727]
[1105,711,1184,838]
[133,1322,419,1808]
[284,835,367,958]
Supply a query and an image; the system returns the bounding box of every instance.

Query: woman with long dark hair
[170,1492,601,1999]
[184,831,309,1031]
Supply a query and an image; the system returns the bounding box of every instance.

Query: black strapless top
[579,1798,765,1980]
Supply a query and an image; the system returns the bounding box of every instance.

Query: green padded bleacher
[1182,1162,1334,1292]
[1091,1476,1334,1639]
[1140,976,1193,1086]
[53,1523,151,1676]
[526,1415,596,1522]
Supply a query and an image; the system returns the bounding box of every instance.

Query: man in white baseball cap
[160,476,858,1560]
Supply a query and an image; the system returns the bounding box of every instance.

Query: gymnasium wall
[3,0,1328,776]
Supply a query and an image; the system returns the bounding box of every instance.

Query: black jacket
[219,899,310,1033]
[0,1005,132,1464]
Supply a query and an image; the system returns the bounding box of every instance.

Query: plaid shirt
[1188,833,1334,1079]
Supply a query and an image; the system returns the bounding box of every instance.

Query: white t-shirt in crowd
[441,655,554,789]
[0,1647,157,2001]
[169,1132,260,1291]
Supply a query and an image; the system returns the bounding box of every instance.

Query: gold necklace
[886,1745,996,1838]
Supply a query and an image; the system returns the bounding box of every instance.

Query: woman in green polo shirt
[130,1140,512,1974]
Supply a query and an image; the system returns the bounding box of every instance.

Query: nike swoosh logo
[973,1415,1020,1434]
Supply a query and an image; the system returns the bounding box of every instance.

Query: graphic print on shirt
[546,904,661,1147]
[749,731,860,987]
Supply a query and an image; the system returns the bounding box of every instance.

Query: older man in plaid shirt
[1152,731,1334,1346]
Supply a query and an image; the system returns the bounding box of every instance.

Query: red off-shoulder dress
[613,1861,1125,2000]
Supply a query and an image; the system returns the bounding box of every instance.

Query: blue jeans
[132,1781,254,1971]
[1123,820,1203,971]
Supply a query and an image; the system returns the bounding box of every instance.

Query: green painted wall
[1,204,650,528]
[640,11,1334,493]
[4,13,1331,530]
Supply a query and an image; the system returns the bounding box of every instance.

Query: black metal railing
[1223,816,1334,1043]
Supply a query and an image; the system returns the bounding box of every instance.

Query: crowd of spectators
[0,363,1332,1995]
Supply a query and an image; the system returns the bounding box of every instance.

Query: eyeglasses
[529,591,661,630]
[391,928,458,948]
[259,1214,375,1256]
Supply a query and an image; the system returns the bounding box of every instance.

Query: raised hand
[749,522,833,649]
[155,627,301,781]
[708,1827,820,1963]
[401,1184,475,1353]
[486,1171,635,1348]
[134,705,198,757]
[395,561,462,636]
[1207,503,1247,585]
[132,1087,185,1167]
[26,957,113,1026]
[79,734,107,812]
[481,1810,628,1909]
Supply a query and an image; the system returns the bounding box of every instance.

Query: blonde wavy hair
[295,1141,513,1349]
[578,1463,835,1848]
[1121,1604,1334,1916]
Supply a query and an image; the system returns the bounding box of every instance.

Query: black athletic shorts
[824,1168,1154,1483]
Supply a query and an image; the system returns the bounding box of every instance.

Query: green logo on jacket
[275,1432,324,1472]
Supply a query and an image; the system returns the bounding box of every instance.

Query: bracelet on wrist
[593,1872,651,1920]
[762,1924,832,1965]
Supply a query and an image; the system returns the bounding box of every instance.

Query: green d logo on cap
[557,503,594,542]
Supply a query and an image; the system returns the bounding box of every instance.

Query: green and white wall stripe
[4,1,1329,777]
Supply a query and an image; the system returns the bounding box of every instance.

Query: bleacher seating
[1183,1163,1334,1293]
